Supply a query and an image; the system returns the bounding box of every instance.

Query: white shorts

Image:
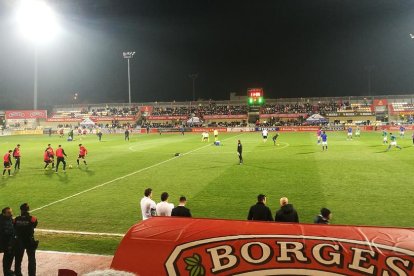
[317,136,321,140]
[400,132,405,135]
[391,141,397,146]
[322,141,327,146]
[383,137,388,141]
[348,133,352,136]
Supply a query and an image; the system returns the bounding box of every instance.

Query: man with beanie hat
[13,203,38,276]
[314,208,332,224]
[275,197,299,223]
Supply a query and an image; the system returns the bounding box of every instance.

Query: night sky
[1,0,414,109]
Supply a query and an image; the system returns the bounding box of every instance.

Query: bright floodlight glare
[16,0,58,43]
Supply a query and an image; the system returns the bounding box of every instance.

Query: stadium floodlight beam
[123,51,136,104]
[15,0,59,110]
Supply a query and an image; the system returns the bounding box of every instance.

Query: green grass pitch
[0,131,413,254]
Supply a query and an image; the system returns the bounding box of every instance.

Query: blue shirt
[348,128,352,133]
[321,133,327,142]
[400,126,405,131]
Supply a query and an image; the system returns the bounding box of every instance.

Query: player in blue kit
[386,133,402,151]
[400,126,405,137]
[321,131,328,151]
[347,127,353,140]
[382,130,388,144]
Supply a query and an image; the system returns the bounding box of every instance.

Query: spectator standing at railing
[140,188,157,220]
[275,197,299,223]
[14,203,38,276]
[247,194,273,221]
[0,207,15,276]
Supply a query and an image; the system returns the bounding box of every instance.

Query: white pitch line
[37,250,113,257]
[36,228,124,237]
[31,133,243,213]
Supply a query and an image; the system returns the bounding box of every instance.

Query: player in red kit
[46,144,55,169]
[13,144,21,171]
[55,145,67,173]
[3,150,13,177]
[44,150,53,169]
[77,144,88,167]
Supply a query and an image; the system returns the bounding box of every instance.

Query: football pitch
[1,131,413,255]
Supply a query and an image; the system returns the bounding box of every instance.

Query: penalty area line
[31,133,244,213]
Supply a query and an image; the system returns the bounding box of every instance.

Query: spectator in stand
[314,208,332,224]
[171,196,192,217]
[247,194,273,221]
[140,188,156,220]
[1,207,15,276]
[275,197,299,223]
[156,192,174,216]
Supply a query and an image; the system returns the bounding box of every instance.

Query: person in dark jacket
[237,140,243,164]
[14,203,38,276]
[247,194,273,221]
[314,208,332,224]
[0,207,15,276]
[275,197,299,223]
[171,196,192,217]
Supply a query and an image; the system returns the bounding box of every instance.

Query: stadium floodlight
[123,51,136,104]
[15,0,59,110]
[16,0,58,44]
[189,73,198,101]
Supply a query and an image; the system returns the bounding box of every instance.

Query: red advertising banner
[148,116,188,120]
[90,116,136,122]
[260,113,309,119]
[373,99,388,106]
[203,115,247,120]
[191,127,227,133]
[139,106,153,113]
[279,126,321,131]
[5,110,47,119]
[111,217,414,276]
[46,118,82,122]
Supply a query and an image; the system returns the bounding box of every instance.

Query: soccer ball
[68,165,73,169]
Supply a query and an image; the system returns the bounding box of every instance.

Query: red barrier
[6,110,47,119]
[111,217,414,275]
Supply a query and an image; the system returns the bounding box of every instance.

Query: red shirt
[13,148,21,157]
[79,146,87,156]
[3,153,10,163]
[47,147,54,157]
[44,151,50,161]
[56,148,65,158]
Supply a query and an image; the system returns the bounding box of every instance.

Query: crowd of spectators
[151,103,248,117]
[139,188,332,225]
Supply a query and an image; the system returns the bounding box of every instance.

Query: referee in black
[237,140,243,165]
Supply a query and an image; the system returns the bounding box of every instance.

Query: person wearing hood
[275,197,299,223]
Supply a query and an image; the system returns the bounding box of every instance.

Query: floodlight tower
[189,73,198,101]
[16,0,58,110]
[123,51,135,104]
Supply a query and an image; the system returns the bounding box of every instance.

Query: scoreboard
[247,88,264,106]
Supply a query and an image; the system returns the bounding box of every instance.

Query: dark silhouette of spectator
[171,196,192,217]
[314,208,332,224]
[247,194,273,221]
[275,197,299,223]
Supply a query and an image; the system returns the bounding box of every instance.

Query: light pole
[189,73,198,101]
[123,51,135,104]
[15,0,58,110]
